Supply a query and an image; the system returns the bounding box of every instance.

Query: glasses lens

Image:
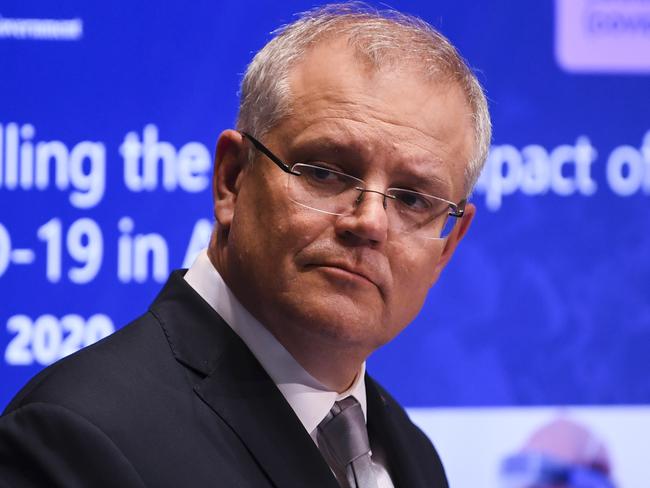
[387,189,456,239]
[288,163,363,215]
[287,164,459,240]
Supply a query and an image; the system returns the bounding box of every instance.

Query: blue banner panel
[1,0,649,417]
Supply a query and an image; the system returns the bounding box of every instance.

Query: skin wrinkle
[283,59,472,201]
[290,85,467,147]
[288,52,473,138]
[294,239,391,301]
[278,113,466,201]
[284,128,454,198]
[264,124,454,198]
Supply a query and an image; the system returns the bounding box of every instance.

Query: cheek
[233,172,288,244]
[388,242,443,321]
[231,184,324,280]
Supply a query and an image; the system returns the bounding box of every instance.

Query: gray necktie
[317,396,379,488]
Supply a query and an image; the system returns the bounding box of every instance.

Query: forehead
[271,38,475,198]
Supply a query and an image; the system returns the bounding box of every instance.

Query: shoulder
[3,309,175,418]
[0,311,180,487]
[0,401,146,487]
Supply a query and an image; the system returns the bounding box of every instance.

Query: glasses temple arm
[450,199,467,218]
[239,131,300,175]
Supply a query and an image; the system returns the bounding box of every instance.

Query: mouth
[306,262,380,290]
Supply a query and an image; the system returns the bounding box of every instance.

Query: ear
[213,130,248,231]
[430,202,476,286]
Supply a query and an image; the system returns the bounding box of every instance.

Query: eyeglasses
[240,131,466,240]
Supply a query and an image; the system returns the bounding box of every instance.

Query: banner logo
[0,15,82,41]
[555,0,650,73]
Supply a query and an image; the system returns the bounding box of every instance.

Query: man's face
[215,39,475,357]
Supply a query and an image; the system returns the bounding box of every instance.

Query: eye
[391,189,432,212]
[294,164,352,189]
[307,166,338,182]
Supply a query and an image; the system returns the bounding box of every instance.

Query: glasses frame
[239,131,467,236]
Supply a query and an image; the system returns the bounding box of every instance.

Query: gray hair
[236,2,491,194]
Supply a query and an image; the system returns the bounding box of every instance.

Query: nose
[334,189,389,244]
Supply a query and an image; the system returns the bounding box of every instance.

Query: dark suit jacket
[0,271,448,487]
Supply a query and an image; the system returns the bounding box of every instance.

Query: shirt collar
[184,249,368,437]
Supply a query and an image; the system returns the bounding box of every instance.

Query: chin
[290,295,393,349]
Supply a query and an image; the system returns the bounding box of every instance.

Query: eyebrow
[289,136,364,163]
[288,135,454,195]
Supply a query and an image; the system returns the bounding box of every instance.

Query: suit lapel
[366,377,428,488]
[194,340,338,488]
[151,271,338,488]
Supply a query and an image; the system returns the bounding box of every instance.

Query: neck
[267,326,365,393]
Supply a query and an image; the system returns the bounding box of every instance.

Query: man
[0,4,490,487]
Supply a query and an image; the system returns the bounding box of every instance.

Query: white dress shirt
[184,250,394,487]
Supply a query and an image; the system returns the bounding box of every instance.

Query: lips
[302,256,389,298]
[295,243,390,298]
[313,262,378,287]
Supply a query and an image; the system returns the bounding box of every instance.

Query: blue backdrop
[1,0,649,414]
